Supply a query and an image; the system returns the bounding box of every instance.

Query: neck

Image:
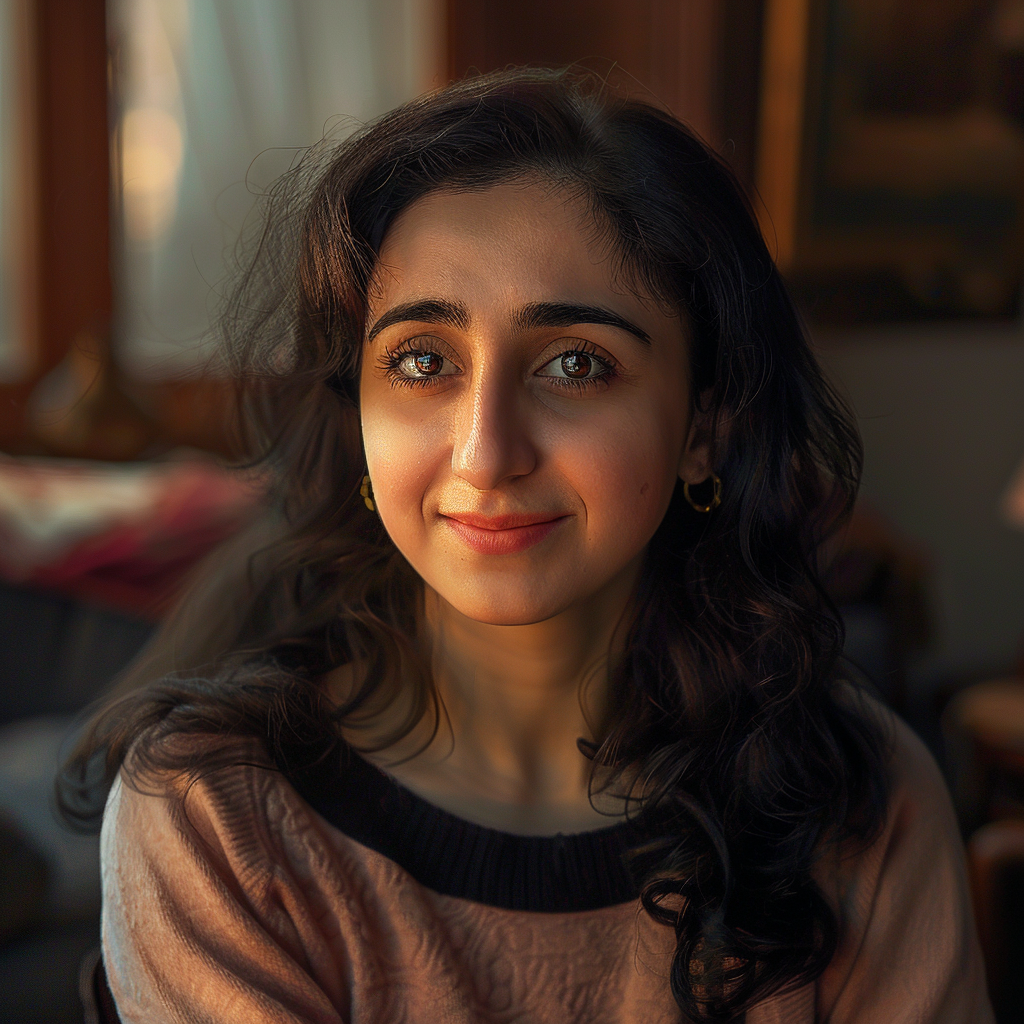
[327,556,644,831]
[412,557,640,809]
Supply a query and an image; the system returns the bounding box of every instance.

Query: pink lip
[441,511,569,555]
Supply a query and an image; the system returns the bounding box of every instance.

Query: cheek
[549,407,686,545]
[580,452,673,542]
[361,400,448,531]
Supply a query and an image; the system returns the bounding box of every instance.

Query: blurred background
[0,0,1022,1021]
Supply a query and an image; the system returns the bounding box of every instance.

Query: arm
[816,717,993,1023]
[101,763,349,1024]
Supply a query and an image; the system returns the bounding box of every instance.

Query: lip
[440,511,569,555]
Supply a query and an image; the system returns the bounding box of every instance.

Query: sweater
[100,713,993,1023]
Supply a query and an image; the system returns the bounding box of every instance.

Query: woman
[62,69,992,1022]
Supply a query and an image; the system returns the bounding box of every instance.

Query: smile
[440,512,570,555]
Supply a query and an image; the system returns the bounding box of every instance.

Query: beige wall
[815,325,1024,686]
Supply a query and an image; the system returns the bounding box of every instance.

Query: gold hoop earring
[683,473,722,513]
[360,474,376,512]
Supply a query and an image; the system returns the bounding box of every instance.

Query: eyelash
[540,340,616,391]
[379,341,454,389]
[378,339,618,391]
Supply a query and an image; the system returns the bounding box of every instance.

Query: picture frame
[756,0,1024,323]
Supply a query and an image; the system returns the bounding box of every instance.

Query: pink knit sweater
[100,714,993,1023]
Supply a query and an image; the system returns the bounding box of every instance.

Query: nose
[450,366,536,490]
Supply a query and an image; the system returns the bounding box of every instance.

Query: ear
[677,398,718,485]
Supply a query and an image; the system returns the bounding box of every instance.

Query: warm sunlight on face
[359,179,705,626]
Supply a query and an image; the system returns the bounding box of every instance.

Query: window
[109,0,442,375]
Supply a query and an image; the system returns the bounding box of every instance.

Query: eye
[536,345,614,387]
[400,352,447,377]
[381,340,461,387]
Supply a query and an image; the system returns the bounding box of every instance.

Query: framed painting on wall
[757,0,1024,323]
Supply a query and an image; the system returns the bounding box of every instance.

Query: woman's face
[360,179,707,626]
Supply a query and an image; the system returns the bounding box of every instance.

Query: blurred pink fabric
[0,454,264,618]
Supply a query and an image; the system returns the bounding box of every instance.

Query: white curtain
[110,0,442,375]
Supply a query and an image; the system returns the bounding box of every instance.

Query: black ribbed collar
[286,745,655,913]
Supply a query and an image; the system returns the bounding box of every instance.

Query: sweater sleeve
[815,716,994,1024]
[100,763,349,1024]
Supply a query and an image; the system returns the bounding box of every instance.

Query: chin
[440,588,570,627]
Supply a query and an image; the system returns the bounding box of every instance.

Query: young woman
[63,69,992,1022]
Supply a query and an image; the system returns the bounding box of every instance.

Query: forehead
[368,179,652,315]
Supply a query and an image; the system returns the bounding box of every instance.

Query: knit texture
[101,711,993,1023]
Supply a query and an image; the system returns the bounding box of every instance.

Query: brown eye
[535,346,613,388]
[413,353,443,375]
[560,352,592,378]
[385,343,459,386]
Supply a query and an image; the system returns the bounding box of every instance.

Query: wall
[815,324,1024,689]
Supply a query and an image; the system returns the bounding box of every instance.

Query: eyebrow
[366,299,470,343]
[366,298,652,346]
[514,302,651,345]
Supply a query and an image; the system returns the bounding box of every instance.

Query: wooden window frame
[0,0,111,450]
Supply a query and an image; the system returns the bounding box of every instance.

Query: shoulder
[813,695,993,1023]
[102,733,315,886]
[100,735,357,1022]
[827,683,951,856]
[819,691,963,920]
[854,692,955,842]
[886,709,959,839]
[844,691,960,866]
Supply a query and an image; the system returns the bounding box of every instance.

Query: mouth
[440,511,570,555]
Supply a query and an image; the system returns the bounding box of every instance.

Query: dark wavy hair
[60,67,890,1021]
